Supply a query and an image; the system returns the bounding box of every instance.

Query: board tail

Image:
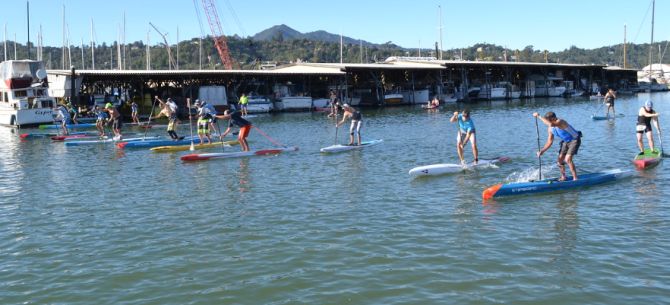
[482,183,502,200]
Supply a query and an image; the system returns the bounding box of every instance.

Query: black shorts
[636,124,652,134]
[112,119,122,129]
[559,137,580,156]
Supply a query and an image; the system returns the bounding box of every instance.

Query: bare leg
[637,133,644,153]
[565,154,577,181]
[647,131,655,151]
[470,134,478,163]
[557,154,567,181]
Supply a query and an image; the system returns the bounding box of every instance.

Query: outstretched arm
[533,112,551,127]
[538,127,554,156]
[450,112,459,123]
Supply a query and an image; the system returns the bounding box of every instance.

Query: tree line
[2,36,667,70]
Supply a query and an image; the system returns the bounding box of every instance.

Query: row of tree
[1,36,667,70]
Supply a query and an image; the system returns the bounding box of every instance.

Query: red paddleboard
[181,147,298,162]
[633,149,662,169]
[51,134,89,141]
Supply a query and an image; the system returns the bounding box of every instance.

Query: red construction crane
[200,0,234,69]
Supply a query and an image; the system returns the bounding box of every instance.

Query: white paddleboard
[409,157,510,177]
[320,139,383,153]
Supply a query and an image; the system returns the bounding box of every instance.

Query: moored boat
[0,60,57,127]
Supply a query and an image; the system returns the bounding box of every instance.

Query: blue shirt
[458,114,475,133]
[551,124,580,142]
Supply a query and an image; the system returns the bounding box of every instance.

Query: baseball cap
[342,103,350,108]
[105,102,113,109]
[645,100,653,108]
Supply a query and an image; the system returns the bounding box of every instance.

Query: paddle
[215,119,225,152]
[592,100,605,118]
[187,98,195,151]
[143,98,158,140]
[655,119,668,157]
[334,112,339,145]
[535,116,543,180]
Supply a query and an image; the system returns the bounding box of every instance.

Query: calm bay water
[1,93,669,304]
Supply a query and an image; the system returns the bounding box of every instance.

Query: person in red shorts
[216,109,252,151]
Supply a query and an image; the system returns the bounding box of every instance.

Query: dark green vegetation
[6,24,667,70]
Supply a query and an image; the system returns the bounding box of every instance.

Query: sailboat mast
[623,24,627,69]
[438,5,443,60]
[648,0,654,84]
[27,0,30,59]
[90,18,95,69]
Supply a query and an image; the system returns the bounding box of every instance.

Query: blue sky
[0,0,666,52]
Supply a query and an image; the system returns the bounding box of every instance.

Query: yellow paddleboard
[150,140,240,152]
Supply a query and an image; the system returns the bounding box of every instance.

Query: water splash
[506,164,557,182]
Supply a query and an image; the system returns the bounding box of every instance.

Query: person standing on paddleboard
[54,103,71,135]
[238,92,249,117]
[336,104,362,146]
[450,109,478,165]
[636,100,661,155]
[152,98,183,140]
[534,111,582,181]
[104,103,123,140]
[194,100,213,145]
[604,88,616,117]
[216,109,252,151]
[130,100,140,125]
[94,105,108,137]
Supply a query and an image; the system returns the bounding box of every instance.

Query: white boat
[520,81,535,98]
[383,89,404,105]
[531,76,566,97]
[312,98,330,108]
[477,83,506,100]
[499,82,521,99]
[0,60,56,127]
[275,96,313,111]
[272,84,312,111]
[246,94,273,113]
[401,89,429,104]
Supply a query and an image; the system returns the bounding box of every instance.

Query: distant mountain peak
[252,24,374,46]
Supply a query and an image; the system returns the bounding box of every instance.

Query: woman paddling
[636,100,661,155]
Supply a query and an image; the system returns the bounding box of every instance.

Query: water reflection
[237,158,250,193]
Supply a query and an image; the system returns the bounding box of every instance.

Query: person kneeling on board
[636,100,661,155]
[336,104,362,146]
[216,109,252,151]
[450,109,478,166]
[534,111,582,181]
